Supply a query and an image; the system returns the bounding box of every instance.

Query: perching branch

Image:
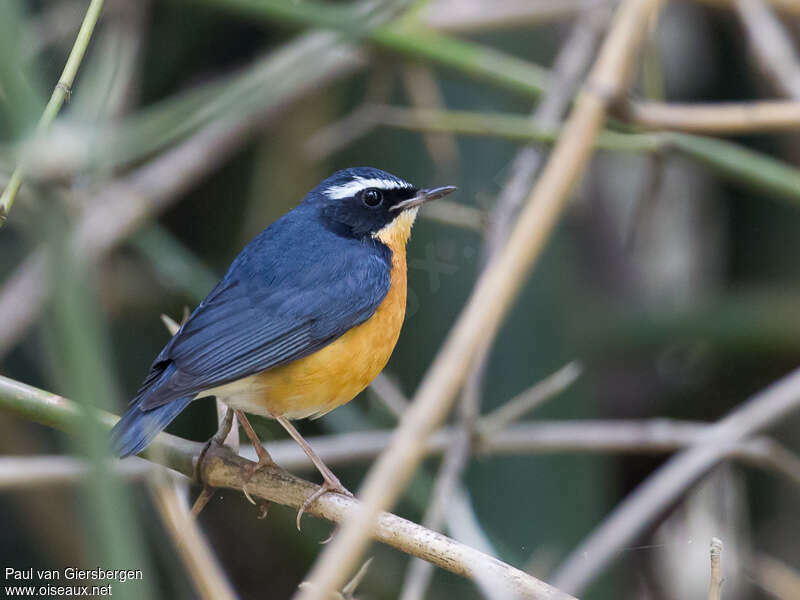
[206,449,575,600]
[0,374,574,600]
[479,362,584,435]
[295,2,662,598]
[4,371,800,599]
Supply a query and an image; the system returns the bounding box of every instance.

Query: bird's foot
[191,408,236,517]
[241,454,275,518]
[296,473,353,532]
[191,436,225,517]
[234,410,274,518]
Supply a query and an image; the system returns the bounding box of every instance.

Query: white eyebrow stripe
[324,177,412,199]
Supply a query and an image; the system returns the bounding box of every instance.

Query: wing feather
[137,233,392,410]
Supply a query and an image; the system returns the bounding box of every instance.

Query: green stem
[371,105,658,151]
[370,105,800,206]
[0,0,105,226]
[666,133,800,205]
[371,25,549,97]
[188,0,549,97]
[0,374,199,477]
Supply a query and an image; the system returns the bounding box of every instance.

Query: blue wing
[110,205,393,457]
[137,211,392,410]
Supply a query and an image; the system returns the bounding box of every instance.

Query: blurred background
[1,0,800,598]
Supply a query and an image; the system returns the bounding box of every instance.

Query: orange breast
[207,210,417,420]
[251,246,407,418]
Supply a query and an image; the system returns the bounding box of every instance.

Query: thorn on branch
[190,487,215,518]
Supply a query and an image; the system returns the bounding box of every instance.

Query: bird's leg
[236,410,274,517]
[275,415,353,530]
[191,407,235,517]
[236,410,275,468]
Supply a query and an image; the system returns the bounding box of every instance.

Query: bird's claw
[296,480,353,532]
[241,458,273,516]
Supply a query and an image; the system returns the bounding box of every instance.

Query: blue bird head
[308,167,455,240]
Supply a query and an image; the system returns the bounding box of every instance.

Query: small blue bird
[111,167,454,516]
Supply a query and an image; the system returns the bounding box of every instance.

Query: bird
[110,166,455,521]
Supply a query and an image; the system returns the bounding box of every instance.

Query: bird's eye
[362,188,383,208]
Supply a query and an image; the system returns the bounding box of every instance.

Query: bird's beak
[390,185,456,212]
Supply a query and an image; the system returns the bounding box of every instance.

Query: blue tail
[110,396,193,457]
[110,362,193,457]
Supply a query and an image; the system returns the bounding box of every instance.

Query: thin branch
[263,423,800,490]
[379,97,800,141]
[0,375,574,600]
[3,420,798,486]
[735,0,800,98]
[295,2,661,598]
[708,537,723,600]
[0,455,158,489]
[551,365,800,595]
[400,64,459,168]
[734,437,800,487]
[149,475,239,600]
[368,373,410,420]
[370,104,653,148]
[421,0,609,33]
[620,100,800,133]
[303,69,393,161]
[0,0,105,226]
[486,6,613,257]
[479,361,583,435]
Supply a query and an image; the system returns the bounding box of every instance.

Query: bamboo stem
[0,0,105,226]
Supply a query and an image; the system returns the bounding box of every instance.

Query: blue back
[137,202,392,410]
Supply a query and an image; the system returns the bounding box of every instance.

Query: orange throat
[373,207,418,248]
